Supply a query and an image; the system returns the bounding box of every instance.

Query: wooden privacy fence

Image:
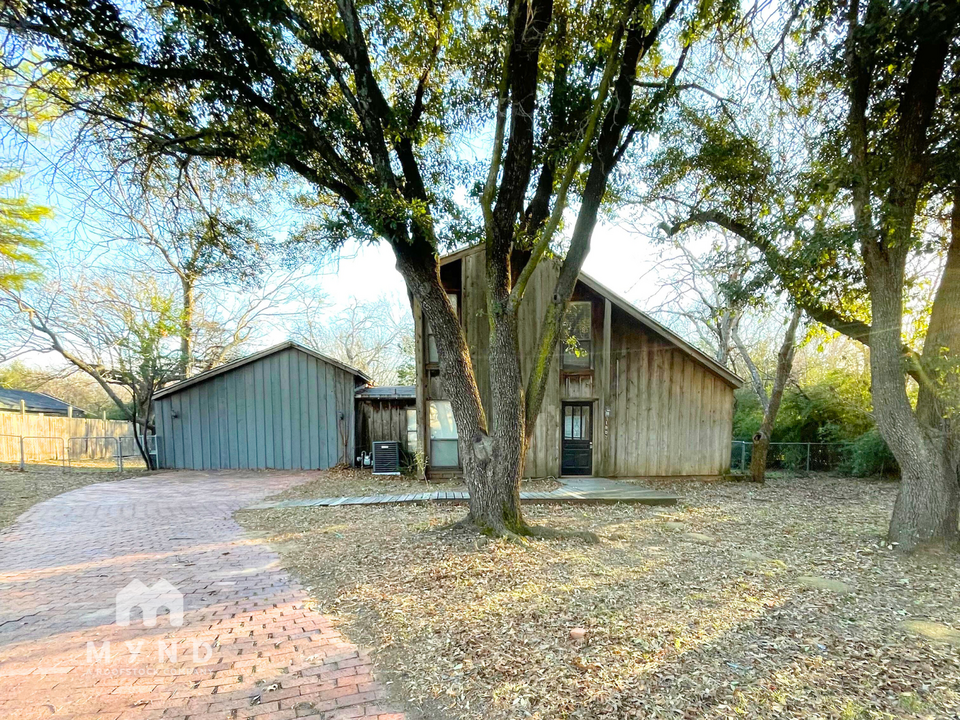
[0,413,135,464]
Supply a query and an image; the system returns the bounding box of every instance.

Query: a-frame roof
[154,341,371,400]
[440,247,743,388]
[576,273,742,387]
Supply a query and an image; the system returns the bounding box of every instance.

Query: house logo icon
[115,579,184,627]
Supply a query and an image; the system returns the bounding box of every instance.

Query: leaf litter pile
[237,473,960,719]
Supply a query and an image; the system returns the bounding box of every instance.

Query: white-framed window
[405,408,418,453]
[426,293,459,364]
[428,400,459,467]
[562,301,593,369]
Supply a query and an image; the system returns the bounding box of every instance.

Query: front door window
[561,403,593,475]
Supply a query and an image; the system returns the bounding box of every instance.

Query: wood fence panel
[0,413,134,462]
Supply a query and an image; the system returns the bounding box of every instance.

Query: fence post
[117,437,124,473]
[19,436,25,471]
[740,442,746,472]
[806,443,811,473]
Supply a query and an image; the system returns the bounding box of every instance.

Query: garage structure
[154,341,369,470]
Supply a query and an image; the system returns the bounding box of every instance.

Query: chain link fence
[0,434,160,472]
[730,440,847,474]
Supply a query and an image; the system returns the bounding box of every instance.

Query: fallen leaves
[237,473,960,720]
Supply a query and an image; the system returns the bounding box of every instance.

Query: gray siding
[156,347,358,470]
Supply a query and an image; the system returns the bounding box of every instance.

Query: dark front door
[561,402,593,476]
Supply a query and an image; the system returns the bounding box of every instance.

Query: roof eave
[576,273,743,388]
[154,341,371,401]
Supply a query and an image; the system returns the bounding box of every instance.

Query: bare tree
[292,294,414,386]
[735,308,803,482]
[77,154,276,377]
[641,229,753,366]
[2,270,183,466]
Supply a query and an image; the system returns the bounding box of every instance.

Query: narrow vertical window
[561,301,593,369]
[428,400,459,467]
[426,293,458,364]
[405,408,418,452]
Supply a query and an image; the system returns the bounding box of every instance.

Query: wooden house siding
[604,306,734,476]
[155,345,361,470]
[355,397,415,457]
[419,246,740,479]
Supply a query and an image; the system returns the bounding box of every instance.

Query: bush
[733,364,900,477]
[841,427,899,477]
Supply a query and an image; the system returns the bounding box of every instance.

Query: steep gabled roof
[576,273,742,388]
[154,341,371,400]
[439,246,743,388]
[0,388,81,414]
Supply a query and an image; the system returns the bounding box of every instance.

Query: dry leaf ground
[237,472,960,720]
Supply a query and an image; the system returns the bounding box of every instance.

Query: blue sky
[2,106,674,359]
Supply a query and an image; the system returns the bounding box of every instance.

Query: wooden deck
[248,477,678,510]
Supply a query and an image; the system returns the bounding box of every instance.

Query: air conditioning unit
[373,441,400,475]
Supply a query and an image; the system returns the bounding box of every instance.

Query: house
[154,341,369,470]
[0,388,86,417]
[413,246,743,480]
[354,386,417,463]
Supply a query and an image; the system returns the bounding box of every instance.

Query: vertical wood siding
[603,306,733,476]
[156,347,357,470]
[355,399,414,455]
[429,246,736,479]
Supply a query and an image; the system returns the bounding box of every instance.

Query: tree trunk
[749,432,770,483]
[394,251,531,534]
[887,189,960,548]
[180,276,195,379]
[478,306,526,534]
[867,247,958,549]
[747,308,802,483]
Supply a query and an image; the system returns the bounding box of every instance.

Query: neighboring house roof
[154,341,371,401]
[355,385,416,400]
[0,388,82,415]
[439,246,743,388]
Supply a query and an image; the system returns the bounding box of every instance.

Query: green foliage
[1,0,739,259]
[842,427,898,478]
[733,362,900,476]
[0,170,49,290]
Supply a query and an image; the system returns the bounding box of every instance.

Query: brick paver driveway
[0,471,404,720]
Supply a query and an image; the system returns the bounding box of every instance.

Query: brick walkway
[0,471,404,720]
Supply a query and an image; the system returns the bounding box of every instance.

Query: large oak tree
[655,0,960,549]
[2,0,736,536]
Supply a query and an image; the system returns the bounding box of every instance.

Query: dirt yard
[0,465,148,529]
[237,472,960,720]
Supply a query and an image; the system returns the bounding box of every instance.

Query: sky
[1,105,677,366]
[275,218,665,332]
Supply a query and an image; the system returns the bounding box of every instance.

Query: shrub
[841,428,899,477]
